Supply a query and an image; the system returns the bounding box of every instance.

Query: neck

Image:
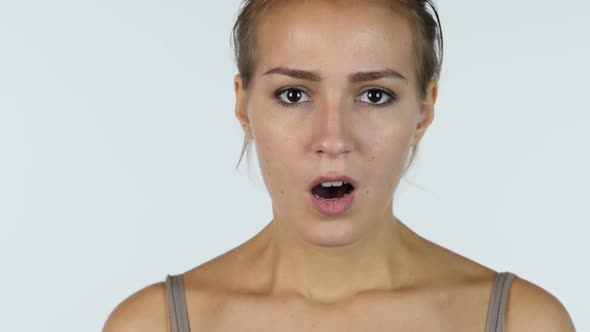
[263,211,413,304]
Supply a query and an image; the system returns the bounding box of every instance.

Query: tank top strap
[165,274,191,332]
[484,271,518,332]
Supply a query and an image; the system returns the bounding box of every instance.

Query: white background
[0,1,588,331]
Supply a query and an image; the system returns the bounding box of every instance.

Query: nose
[311,98,354,159]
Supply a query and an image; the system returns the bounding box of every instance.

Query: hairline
[241,0,425,96]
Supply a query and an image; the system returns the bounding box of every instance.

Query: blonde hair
[231,0,443,174]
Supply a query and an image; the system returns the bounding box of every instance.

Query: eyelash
[272,87,398,109]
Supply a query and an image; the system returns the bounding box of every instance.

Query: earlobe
[413,81,437,146]
[234,74,252,139]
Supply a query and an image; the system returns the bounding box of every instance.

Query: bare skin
[103,1,575,331]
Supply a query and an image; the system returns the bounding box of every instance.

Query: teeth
[320,181,347,187]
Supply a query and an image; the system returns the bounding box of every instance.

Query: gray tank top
[165,271,518,332]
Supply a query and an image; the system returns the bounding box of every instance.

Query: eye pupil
[287,89,302,103]
[367,89,382,103]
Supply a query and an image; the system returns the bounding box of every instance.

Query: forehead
[255,0,415,80]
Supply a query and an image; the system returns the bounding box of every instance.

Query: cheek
[365,112,414,155]
[363,121,414,188]
[252,120,301,195]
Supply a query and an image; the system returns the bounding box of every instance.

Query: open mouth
[311,182,355,200]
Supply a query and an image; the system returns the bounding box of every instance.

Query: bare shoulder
[403,225,576,331]
[506,276,576,332]
[102,281,169,332]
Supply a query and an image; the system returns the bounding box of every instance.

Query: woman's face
[235,0,436,247]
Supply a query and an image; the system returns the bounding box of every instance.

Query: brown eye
[368,90,383,103]
[359,88,396,107]
[285,89,303,102]
[275,88,311,107]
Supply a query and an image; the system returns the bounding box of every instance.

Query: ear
[412,80,437,147]
[234,74,253,139]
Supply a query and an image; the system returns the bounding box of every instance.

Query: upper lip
[308,175,358,191]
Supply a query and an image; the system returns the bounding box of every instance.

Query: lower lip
[309,190,356,216]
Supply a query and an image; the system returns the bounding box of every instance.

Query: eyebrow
[262,67,408,83]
